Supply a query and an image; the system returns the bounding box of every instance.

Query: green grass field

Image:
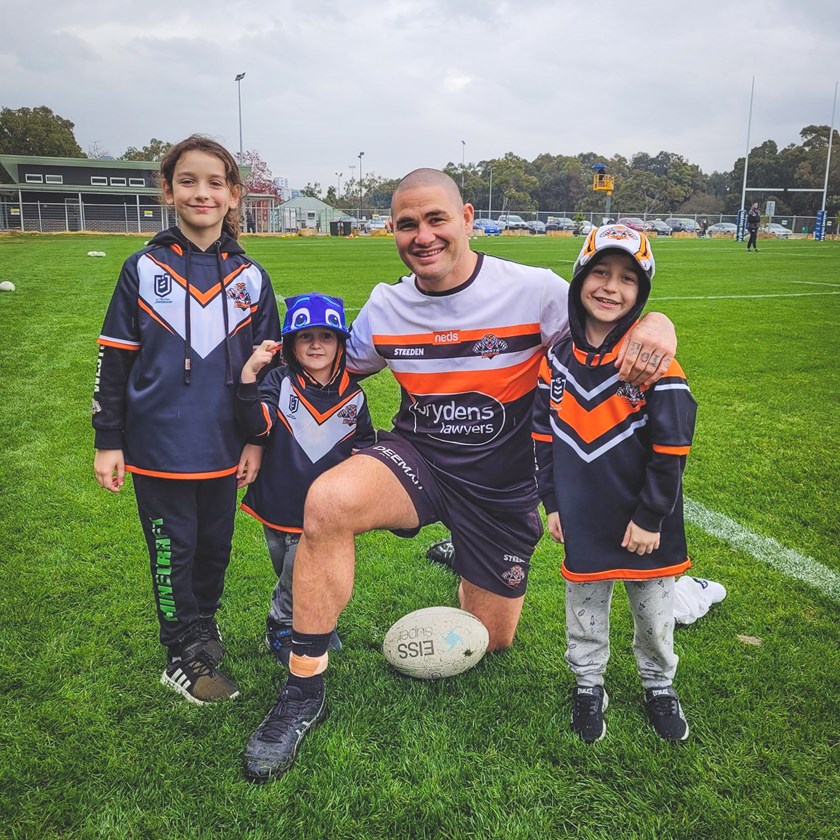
[1,232,838,839]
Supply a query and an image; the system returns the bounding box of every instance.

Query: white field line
[652,291,840,301]
[685,498,840,602]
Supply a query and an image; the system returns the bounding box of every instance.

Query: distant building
[273,195,347,232]
[0,154,251,234]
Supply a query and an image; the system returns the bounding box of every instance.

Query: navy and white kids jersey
[236,365,375,531]
[532,334,697,581]
[93,227,281,478]
[346,253,569,511]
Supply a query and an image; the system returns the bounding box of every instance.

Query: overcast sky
[3,1,838,190]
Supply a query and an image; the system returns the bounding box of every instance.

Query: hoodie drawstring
[215,242,234,386]
[183,243,193,384]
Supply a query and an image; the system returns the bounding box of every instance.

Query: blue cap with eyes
[281,292,350,338]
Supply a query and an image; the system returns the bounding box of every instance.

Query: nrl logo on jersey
[227,281,252,310]
[616,381,645,407]
[472,333,508,359]
[337,403,358,425]
[550,375,566,405]
[154,273,172,298]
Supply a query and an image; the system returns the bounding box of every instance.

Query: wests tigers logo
[337,404,358,425]
[227,282,252,310]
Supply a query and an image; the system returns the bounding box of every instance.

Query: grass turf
[0,232,838,838]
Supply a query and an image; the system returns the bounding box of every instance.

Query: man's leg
[292,455,420,633]
[458,578,524,652]
[243,454,419,782]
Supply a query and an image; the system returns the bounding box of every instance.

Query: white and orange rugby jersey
[347,253,569,506]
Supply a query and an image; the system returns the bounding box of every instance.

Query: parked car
[367,218,388,231]
[496,214,528,230]
[664,217,701,233]
[645,219,673,236]
[526,220,547,234]
[473,218,502,235]
[577,220,597,235]
[617,217,646,231]
[545,217,576,231]
[707,222,738,236]
[764,222,792,238]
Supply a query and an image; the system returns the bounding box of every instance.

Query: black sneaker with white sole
[243,683,328,782]
[645,686,689,741]
[161,643,239,705]
[425,537,456,569]
[571,685,608,743]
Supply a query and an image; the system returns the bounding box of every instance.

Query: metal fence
[0,198,825,236]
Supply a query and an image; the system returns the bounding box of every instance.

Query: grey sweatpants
[565,577,677,690]
[263,526,299,626]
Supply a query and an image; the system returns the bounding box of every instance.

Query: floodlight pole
[488,167,493,219]
[335,171,342,199]
[358,152,364,219]
[235,72,246,163]
[461,140,466,189]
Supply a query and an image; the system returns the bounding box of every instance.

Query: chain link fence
[0,197,825,237]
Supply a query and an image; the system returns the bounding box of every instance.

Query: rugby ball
[383,606,489,680]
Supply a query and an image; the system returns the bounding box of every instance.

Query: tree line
[2,106,837,217]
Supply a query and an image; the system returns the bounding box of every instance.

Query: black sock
[291,629,332,659]
[287,672,324,696]
[285,629,332,698]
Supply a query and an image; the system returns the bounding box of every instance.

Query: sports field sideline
[0,232,838,838]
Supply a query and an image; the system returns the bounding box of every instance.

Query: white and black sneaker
[161,643,239,705]
[571,685,608,743]
[242,683,328,782]
[645,686,689,741]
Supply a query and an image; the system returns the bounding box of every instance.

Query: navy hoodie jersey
[235,356,375,532]
[92,226,281,478]
[532,259,697,581]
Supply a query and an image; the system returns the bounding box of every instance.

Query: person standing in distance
[746,202,761,251]
[241,169,678,782]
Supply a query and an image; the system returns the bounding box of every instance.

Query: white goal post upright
[737,79,838,241]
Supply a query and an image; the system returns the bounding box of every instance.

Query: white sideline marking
[652,291,840,301]
[685,498,840,602]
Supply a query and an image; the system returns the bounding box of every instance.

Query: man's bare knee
[302,470,355,538]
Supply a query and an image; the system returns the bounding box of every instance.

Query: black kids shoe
[161,642,239,705]
[645,686,689,741]
[571,685,608,743]
[425,537,456,569]
[197,614,224,666]
[243,682,328,782]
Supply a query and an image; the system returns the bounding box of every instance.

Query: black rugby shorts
[356,431,542,598]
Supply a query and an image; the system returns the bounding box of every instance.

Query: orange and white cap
[573,224,655,284]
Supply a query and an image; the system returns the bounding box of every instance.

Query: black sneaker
[161,643,239,705]
[243,683,328,782]
[264,618,293,666]
[425,537,456,569]
[197,614,224,666]
[645,686,689,741]
[571,685,608,743]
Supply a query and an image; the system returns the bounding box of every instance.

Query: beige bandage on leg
[289,652,329,677]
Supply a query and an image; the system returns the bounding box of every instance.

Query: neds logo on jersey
[409,392,504,445]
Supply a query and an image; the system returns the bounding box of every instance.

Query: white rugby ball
[383,606,489,680]
[0,281,15,292]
